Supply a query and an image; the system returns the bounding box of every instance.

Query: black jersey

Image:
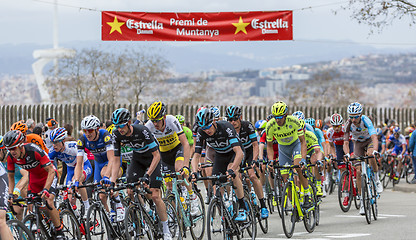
[112,124,159,159]
[237,120,258,150]
[195,121,243,154]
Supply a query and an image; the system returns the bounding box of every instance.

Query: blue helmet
[255,120,266,130]
[225,105,242,119]
[0,135,4,149]
[292,111,305,120]
[376,128,382,136]
[196,108,214,127]
[112,108,131,125]
[305,118,316,127]
[211,107,220,119]
[392,126,401,134]
[347,102,363,115]
[50,127,67,143]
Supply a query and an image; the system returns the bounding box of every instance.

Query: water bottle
[110,210,116,223]
[251,191,257,206]
[180,196,187,210]
[224,200,233,215]
[144,202,155,220]
[72,205,80,218]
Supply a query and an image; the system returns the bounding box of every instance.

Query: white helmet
[347,102,363,115]
[330,113,344,126]
[81,115,100,130]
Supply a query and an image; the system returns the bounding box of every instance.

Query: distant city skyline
[2,0,416,49]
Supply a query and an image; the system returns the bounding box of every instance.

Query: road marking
[244,232,370,239]
[323,233,371,238]
[378,214,405,217]
[335,213,405,218]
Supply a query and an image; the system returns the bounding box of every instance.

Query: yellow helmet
[271,101,288,117]
[147,101,167,119]
[106,124,115,134]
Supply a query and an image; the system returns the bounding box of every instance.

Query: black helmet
[111,108,131,125]
[3,130,25,148]
[195,108,214,127]
[225,105,242,119]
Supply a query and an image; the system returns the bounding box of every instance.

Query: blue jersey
[77,129,114,163]
[314,128,325,151]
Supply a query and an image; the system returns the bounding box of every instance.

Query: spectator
[63,123,76,141]
[100,122,106,130]
[32,126,43,136]
[105,119,113,129]
[26,119,35,134]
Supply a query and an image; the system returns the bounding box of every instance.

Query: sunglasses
[6,144,21,151]
[52,140,63,145]
[151,117,163,123]
[349,115,360,119]
[114,123,127,129]
[201,124,212,130]
[227,117,239,122]
[274,115,285,119]
[83,129,96,134]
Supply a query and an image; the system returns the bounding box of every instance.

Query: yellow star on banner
[107,16,125,34]
[232,16,250,34]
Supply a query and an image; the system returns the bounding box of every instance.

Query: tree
[46,48,170,105]
[341,0,416,32]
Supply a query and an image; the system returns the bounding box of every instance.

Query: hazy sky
[1,0,416,48]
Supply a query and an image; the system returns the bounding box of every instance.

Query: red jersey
[326,125,351,146]
[7,143,53,194]
[260,130,279,160]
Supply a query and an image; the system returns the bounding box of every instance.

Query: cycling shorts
[212,151,236,176]
[66,160,93,185]
[0,170,8,211]
[242,147,253,167]
[278,139,301,166]
[160,144,184,166]
[127,157,162,189]
[353,138,373,157]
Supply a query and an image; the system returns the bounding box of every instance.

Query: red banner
[102,11,292,41]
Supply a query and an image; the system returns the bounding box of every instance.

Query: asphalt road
[194,183,416,240]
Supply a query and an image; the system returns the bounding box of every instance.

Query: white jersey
[44,129,53,151]
[48,141,87,167]
[145,115,184,152]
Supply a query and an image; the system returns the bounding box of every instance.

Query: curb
[393,184,416,193]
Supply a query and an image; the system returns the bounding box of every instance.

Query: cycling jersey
[266,115,304,146]
[112,124,159,166]
[238,121,257,150]
[314,128,325,150]
[388,134,407,155]
[378,134,386,152]
[326,126,347,146]
[7,143,54,194]
[305,130,319,154]
[145,115,184,152]
[44,129,53,150]
[77,129,114,163]
[344,115,376,142]
[0,163,8,211]
[183,126,194,146]
[259,130,278,160]
[195,121,243,154]
[26,133,49,153]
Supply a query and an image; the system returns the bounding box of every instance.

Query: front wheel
[124,205,154,240]
[303,185,317,233]
[338,171,352,212]
[190,191,206,240]
[7,219,34,240]
[361,175,371,224]
[86,203,112,240]
[207,198,226,240]
[371,179,378,221]
[60,209,82,240]
[281,182,296,238]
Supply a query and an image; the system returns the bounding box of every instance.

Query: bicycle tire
[252,189,268,234]
[382,165,391,188]
[338,171,353,212]
[361,175,371,224]
[405,164,415,183]
[242,191,257,240]
[206,198,226,240]
[124,204,154,240]
[164,199,183,240]
[281,182,296,238]
[264,177,274,214]
[190,191,206,240]
[303,184,317,233]
[60,209,82,240]
[85,203,112,240]
[23,213,49,240]
[371,179,378,221]
[7,219,34,240]
[273,173,283,218]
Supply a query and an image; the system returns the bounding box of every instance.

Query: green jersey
[305,130,319,154]
[183,126,194,146]
[266,115,304,146]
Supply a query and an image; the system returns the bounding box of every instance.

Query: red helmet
[330,113,343,126]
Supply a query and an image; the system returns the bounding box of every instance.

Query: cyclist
[4,130,63,239]
[343,102,382,215]
[10,120,48,153]
[190,108,249,221]
[326,113,352,171]
[255,120,266,142]
[385,127,407,182]
[0,136,13,240]
[226,105,269,219]
[175,114,194,152]
[376,127,386,156]
[44,118,59,152]
[266,101,312,208]
[75,115,124,221]
[145,102,198,216]
[111,108,173,240]
[48,127,93,217]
